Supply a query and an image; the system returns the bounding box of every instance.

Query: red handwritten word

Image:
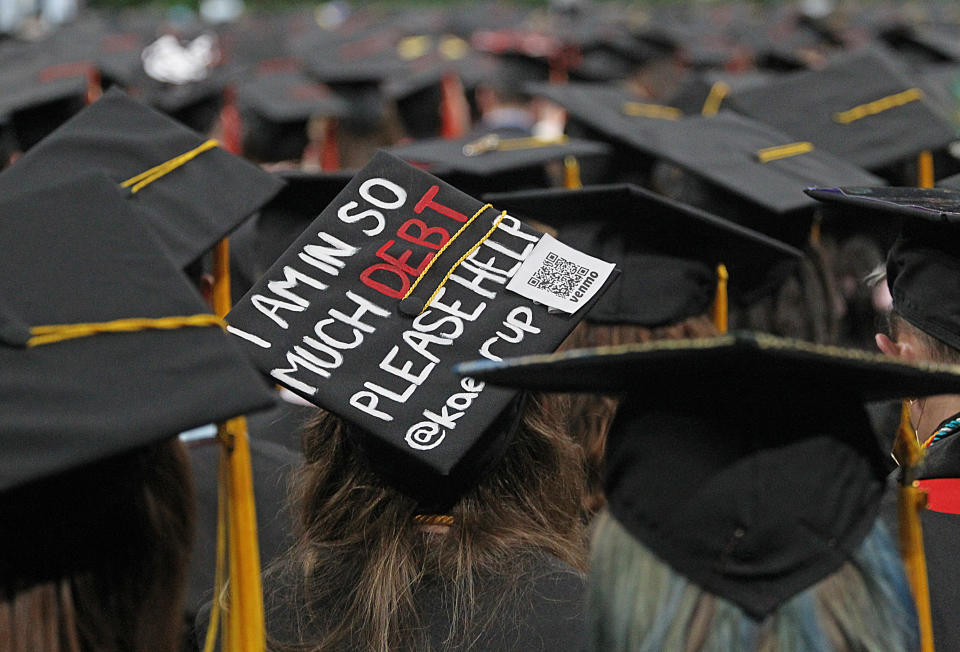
[360,185,469,299]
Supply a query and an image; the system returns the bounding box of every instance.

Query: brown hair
[889,310,960,365]
[729,241,842,345]
[266,392,587,651]
[0,440,195,652]
[558,315,720,514]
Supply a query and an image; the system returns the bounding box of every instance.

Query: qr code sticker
[526,252,589,299]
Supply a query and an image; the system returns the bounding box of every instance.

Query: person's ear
[876,332,904,358]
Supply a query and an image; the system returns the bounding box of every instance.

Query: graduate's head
[457,332,960,651]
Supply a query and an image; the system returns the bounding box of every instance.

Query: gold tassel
[210,239,266,652]
[563,156,582,189]
[918,150,935,189]
[895,400,935,652]
[711,264,728,334]
[809,217,822,247]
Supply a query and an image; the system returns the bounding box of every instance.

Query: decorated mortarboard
[457,332,960,617]
[806,186,960,351]
[723,47,957,172]
[484,184,802,326]
[0,171,276,496]
[633,111,884,248]
[387,130,611,196]
[225,151,618,507]
[237,70,350,162]
[0,87,284,269]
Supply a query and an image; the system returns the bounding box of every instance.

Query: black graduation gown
[881,425,960,652]
[183,400,312,649]
[252,551,587,652]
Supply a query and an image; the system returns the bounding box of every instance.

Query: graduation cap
[0,169,275,502]
[483,184,803,326]
[0,49,99,151]
[456,331,960,618]
[231,169,354,298]
[633,111,884,248]
[723,47,958,173]
[806,186,960,351]
[237,70,350,162]
[387,131,611,196]
[225,151,618,508]
[0,87,284,269]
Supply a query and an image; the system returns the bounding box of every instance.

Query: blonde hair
[588,510,918,652]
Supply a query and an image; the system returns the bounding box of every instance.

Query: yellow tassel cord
[563,155,582,189]
[918,150,935,189]
[711,264,728,334]
[26,314,223,347]
[832,88,924,125]
[202,452,229,652]
[413,514,455,526]
[701,81,730,116]
[461,134,568,157]
[755,141,814,164]
[208,238,266,652]
[121,139,220,194]
[895,401,935,652]
[621,102,682,120]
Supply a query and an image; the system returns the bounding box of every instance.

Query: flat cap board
[725,47,958,170]
[484,184,803,324]
[643,112,885,218]
[226,151,617,503]
[0,172,276,494]
[0,87,284,268]
[387,132,611,176]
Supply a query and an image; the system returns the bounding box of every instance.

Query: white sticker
[505,233,616,314]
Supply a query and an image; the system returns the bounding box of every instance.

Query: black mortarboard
[225,151,617,507]
[724,48,957,173]
[806,186,960,351]
[879,22,960,67]
[457,331,960,617]
[96,30,230,134]
[0,87,284,269]
[237,70,350,162]
[387,131,611,196]
[639,112,883,247]
[0,51,95,151]
[525,81,682,181]
[483,184,802,326]
[0,171,276,497]
[231,169,354,298]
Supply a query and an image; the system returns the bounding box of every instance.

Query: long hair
[0,440,195,652]
[588,510,919,652]
[730,240,842,345]
[558,315,719,514]
[266,392,587,651]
